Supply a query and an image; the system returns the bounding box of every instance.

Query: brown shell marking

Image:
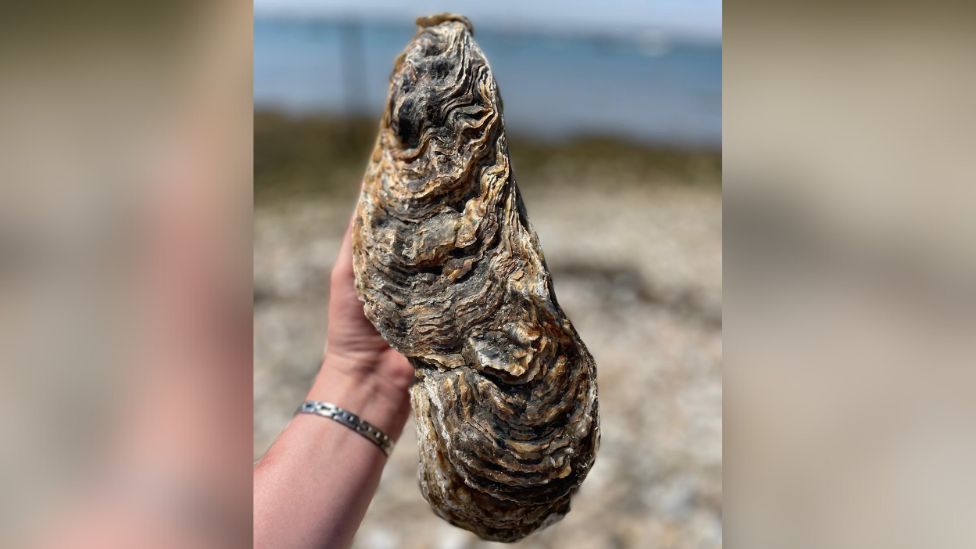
[352,13,600,543]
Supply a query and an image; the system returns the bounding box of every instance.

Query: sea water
[255,17,721,147]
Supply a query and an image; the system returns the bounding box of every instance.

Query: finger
[332,210,357,285]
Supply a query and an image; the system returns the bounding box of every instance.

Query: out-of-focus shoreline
[255,109,721,205]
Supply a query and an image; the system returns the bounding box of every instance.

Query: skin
[253,215,415,549]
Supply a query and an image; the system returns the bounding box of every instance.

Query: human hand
[307,215,414,440]
[255,214,414,549]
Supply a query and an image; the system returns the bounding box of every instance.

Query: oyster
[352,13,600,542]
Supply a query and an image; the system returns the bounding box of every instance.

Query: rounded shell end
[416,13,474,35]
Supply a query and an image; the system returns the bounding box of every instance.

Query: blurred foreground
[253,111,722,548]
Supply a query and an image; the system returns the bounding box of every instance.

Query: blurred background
[4,1,975,548]
[253,1,722,548]
[725,3,976,549]
[0,3,252,548]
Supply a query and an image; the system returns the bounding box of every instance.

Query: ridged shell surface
[352,13,600,542]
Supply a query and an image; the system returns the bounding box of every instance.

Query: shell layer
[352,14,600,542]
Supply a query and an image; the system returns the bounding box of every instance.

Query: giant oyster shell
[352,13,600,542]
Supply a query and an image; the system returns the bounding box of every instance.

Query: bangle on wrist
[296,400,395,457]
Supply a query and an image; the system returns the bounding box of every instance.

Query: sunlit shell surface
[352,13,600,542]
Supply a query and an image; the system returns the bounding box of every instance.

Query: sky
[253,0,722,40]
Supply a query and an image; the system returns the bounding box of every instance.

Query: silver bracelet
[296,400,394,457]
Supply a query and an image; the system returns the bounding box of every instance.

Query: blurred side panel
[0,2,252,548]
[726,2,976,548]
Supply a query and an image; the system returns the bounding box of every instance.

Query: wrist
[307,357,412,441]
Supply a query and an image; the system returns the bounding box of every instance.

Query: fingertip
[330,214,357,283]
